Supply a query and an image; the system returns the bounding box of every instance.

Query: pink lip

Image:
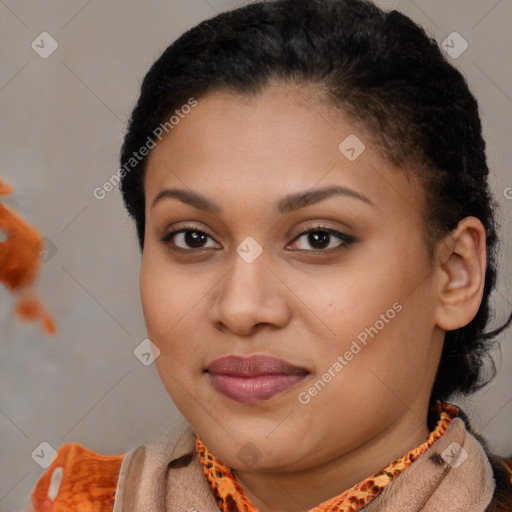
[205,355,309,404]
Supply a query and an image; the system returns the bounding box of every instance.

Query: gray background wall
[0,1,511,510]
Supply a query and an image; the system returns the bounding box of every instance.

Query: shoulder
[27,443,125,512]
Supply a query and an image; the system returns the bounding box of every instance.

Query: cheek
[300,303,433,440]
[306,251,435,377]
[300,258,409,342]
[140,258,171,337]
[140,251,196,336]
[140,258,203,407]
[139,252,208,376]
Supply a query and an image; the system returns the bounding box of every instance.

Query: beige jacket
[112,417,496,512]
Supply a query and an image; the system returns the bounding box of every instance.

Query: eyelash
[158,224,355,255]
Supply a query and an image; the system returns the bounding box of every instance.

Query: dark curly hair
[118,0,511,406]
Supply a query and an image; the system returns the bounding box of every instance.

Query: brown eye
[159,227,220,251]
[288,227,355,254]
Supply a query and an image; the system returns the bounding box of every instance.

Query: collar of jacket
[112,416,495,512]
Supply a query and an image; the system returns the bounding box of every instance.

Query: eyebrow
[150,184,373,214]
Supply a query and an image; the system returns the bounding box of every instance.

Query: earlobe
[434,217,487,331]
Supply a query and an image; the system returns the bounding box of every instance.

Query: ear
[434,216,487,331]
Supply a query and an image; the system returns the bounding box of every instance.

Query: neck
[232,410,431,512]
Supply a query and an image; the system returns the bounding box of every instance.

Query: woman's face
[140,84,445,472]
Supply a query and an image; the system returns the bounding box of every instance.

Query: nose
[210,248,292,337]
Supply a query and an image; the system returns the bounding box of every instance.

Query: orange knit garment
[196,403,458,512]
[29,443,124,512]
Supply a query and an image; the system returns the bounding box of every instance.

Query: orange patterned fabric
[196,403,458,512]
[29,443,124,512]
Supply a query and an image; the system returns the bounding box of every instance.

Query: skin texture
[140,83,487,511]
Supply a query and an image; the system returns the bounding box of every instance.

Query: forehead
[144,85,424,219]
